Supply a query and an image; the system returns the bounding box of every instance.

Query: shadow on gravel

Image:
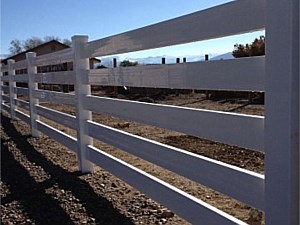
[1,113,134,225]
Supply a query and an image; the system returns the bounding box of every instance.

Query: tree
[9,39,22,55]
[62,39,72,47]
[119,60,138,67]
[231,35,265,103]
[44,36,71,46]
[44,35,61,42]
[232,36,265,58]
[23,36,44,50]
[8,36,72,55]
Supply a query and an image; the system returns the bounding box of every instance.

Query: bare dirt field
[1,93,264,225]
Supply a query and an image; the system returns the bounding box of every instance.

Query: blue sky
[1,0,264,58]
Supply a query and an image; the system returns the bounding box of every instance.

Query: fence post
[8,59,16,119]
[113,58,117,68]
[113,58,118,95]
[205,54,209,61]
[204,55,209,98]
[26,52,40,137]
[72,35,94,173]
[265,0,299,224]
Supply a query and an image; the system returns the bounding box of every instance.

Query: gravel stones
[1,95,265,224]
[1,114,180,225]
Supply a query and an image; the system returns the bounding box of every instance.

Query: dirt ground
[1,92,264,225]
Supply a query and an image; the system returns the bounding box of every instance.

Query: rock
[114,122,130,129]
[158,210,174,219]
[247,208,263,224]
[160,218,167,224]
[136,97,155,103]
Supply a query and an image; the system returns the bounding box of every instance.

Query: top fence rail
[84,0,265,58]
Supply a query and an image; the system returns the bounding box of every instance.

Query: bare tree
[22,37,44,51]
[62,38,72,46]
[44,36,61,42]
[8,39,23,55]
[8,36,72,55]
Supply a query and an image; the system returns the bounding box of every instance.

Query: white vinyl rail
[1,0,299,224]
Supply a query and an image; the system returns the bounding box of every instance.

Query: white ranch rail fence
[0,0,299,224]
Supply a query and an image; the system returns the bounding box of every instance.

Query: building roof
[1,40,70,64]
[1,40,101,65]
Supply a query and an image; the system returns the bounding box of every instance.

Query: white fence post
[72,35,94,173]
[27,52,40,137]
[8,59,16,119]
[265,0,299,225]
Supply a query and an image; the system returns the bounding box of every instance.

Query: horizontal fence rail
[84,95,264,150]
[14,109,31,124]
[84,0,265,58]
[34,48,73,66]
[36,120,77,152]
[13,74,29,82]
[1,76,9,82]
[33,90,75,105]
[12,60,27,70]
[2,86,9,93]
[14,99,30,110]
[1,65,8,72]
[33,71,75,84]
[87,145,248,225]
[1,0,299,224]
[88,56,265,91]
[14,87,29,96]
[87,120,264,209]
[2,94,10,102]
[1,103,10,114]
[2,102,31,124]
[36,105,77,130]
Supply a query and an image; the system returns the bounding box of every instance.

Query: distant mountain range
[95,52,234,68]
[129,55,207,65]
[210,52,234,60]
[1,52,234,65]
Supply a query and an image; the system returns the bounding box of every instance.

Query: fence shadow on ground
[1,113,134,225]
